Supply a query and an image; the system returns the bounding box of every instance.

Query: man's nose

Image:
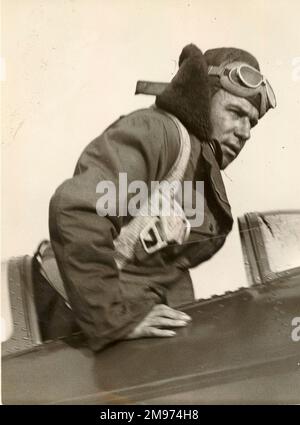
[235,118,251,143]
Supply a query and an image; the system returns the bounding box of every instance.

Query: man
[48,44,276,351]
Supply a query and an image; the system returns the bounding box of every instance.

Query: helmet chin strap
[135,80,168,96]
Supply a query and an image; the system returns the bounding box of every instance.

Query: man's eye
[229,109,241,118]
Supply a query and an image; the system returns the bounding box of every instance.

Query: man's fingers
[152,304,192,321]
[148,317,189,328]
[144,327,176,338]
[124,304,192,340]
[125,326,176,340]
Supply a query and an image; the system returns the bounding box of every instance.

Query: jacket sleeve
[49,110,179,351]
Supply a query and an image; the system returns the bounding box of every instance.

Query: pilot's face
[210,89,259,169]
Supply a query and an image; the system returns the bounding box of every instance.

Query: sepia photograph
[1,0,300,405]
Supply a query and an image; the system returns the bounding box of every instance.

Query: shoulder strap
[113,110,191,269]
[159,109,191,182]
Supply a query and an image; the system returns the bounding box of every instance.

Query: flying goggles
[208,61,276,117]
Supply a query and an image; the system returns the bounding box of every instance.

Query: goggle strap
[208,65,223,77]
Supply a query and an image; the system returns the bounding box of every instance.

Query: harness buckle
[140,217,168,254]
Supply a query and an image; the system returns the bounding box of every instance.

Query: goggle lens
[232,65,276,110]
[239,65,263,88]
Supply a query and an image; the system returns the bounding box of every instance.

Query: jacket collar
[201,143,233,227]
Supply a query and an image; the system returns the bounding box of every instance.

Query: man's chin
[220,156,231,170]
[221,148,239,169]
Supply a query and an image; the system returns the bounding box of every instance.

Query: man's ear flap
[156,44,212,142]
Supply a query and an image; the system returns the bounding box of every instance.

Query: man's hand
[125,304,192,340]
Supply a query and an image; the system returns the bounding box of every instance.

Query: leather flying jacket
[49,46,233,351]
